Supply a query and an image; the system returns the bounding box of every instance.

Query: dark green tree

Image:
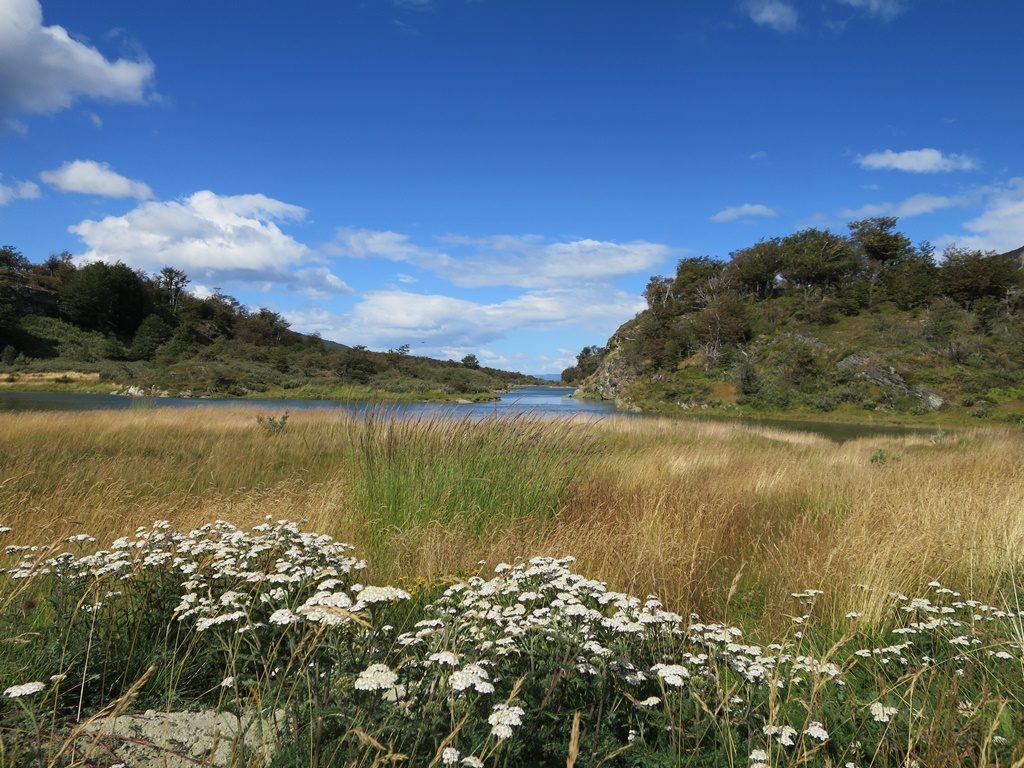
[129,314,175,360]
[779,228,860,294]
[0,245,29,273]
[59,261,154,337]
[461,353,480,369]
[938,247,1023,308]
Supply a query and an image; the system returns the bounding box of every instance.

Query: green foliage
[59,261,155,337]
[256,410,290,434]
[567,219,1024,420]
[0,248,544,399]
[129,313,175,360]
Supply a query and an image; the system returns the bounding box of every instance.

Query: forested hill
[0,248,541,400]
[563,218,1024,422]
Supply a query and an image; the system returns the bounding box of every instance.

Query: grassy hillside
[0,249,541,400]
[564,219,1024,424]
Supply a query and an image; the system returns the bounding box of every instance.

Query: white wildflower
[870,702,897,722]
[441,747,460,764]
[4,681,46,698]
[488,703,525,740]
[355,664,398,691]
[804,721,829,742]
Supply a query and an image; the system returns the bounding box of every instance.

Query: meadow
[1,408,1022,766]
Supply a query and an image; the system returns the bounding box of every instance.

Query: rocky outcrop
[81,709,280,767]
[573,334,640,406]
[837,353,945,410]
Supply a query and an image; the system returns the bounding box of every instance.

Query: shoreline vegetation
[0,248,546,403]
[562,219,1024,428]
[1,409,1023,765]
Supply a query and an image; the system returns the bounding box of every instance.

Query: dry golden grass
[1,407,1021,628]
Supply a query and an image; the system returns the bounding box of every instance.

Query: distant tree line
[0,247,527,395]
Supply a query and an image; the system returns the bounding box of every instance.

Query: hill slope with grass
[563,218,1024,424]
[0,248,540,400]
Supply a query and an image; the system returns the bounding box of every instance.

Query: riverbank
[0,369,513,403]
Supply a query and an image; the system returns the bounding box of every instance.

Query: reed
[1,408,1021,625]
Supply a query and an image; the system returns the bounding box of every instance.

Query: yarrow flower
[870,702,897,723]
[441,747,460,764]
[4,682,46,698]
[450,663,494,694]
[355,664,398,691]
[804,721,829,742]
[488,703,525,740]
[763,724,797,747]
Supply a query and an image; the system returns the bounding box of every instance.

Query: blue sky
[1,0,1021,373]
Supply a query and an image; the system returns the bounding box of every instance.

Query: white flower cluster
[4,519,409,639]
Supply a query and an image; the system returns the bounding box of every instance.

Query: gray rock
[81,709,280,767]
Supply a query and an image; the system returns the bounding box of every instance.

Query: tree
[880,245,938,310]
[727,239,784,298]
[129,314,175,360]
[847,217,912,265]
[938,247,1023,308]
[670,257,726,313]
[461,353,480,369]
[59,261,154,337]
[0,245,29,273]
[779,228,860,294]
[156,266,190,312]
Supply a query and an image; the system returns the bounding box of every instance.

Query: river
[0,386,930,442]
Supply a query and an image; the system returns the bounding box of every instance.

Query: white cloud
[285,286,646,352]
[0,0,154,118]
[940,178,1024,254]
[41,159,152,199]
[289,267,354,298]
[749,151,768,161]
[0,176,39,205]
[836,0,906,21]
[840,192,970,220]
[396,272,417,284]
[857,148,978,173]
[328,229,671,289]
[69,190,313,283]
[87,112,102,128]
[746,1,798,32]
[710,203,778,223]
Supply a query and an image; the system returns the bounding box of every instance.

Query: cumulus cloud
[746,1,798,32]
[285,286,646,352]
[69,190,313,284]
[0,176,40,205]
[41,159,152,199]
[0,0,154,118]
[328,229,671,289]
[840,192,970,220]
[288,267,354,298]
[940,178,1024,254]
[710,203,778,223]
[857,148,978,173]
[836,0,906,21]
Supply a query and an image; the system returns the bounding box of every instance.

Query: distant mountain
[530,373,565,381]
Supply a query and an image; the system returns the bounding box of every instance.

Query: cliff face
[573,332,639,406]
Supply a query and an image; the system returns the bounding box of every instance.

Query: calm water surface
[0,386,615,419]
[0,386,930,442]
